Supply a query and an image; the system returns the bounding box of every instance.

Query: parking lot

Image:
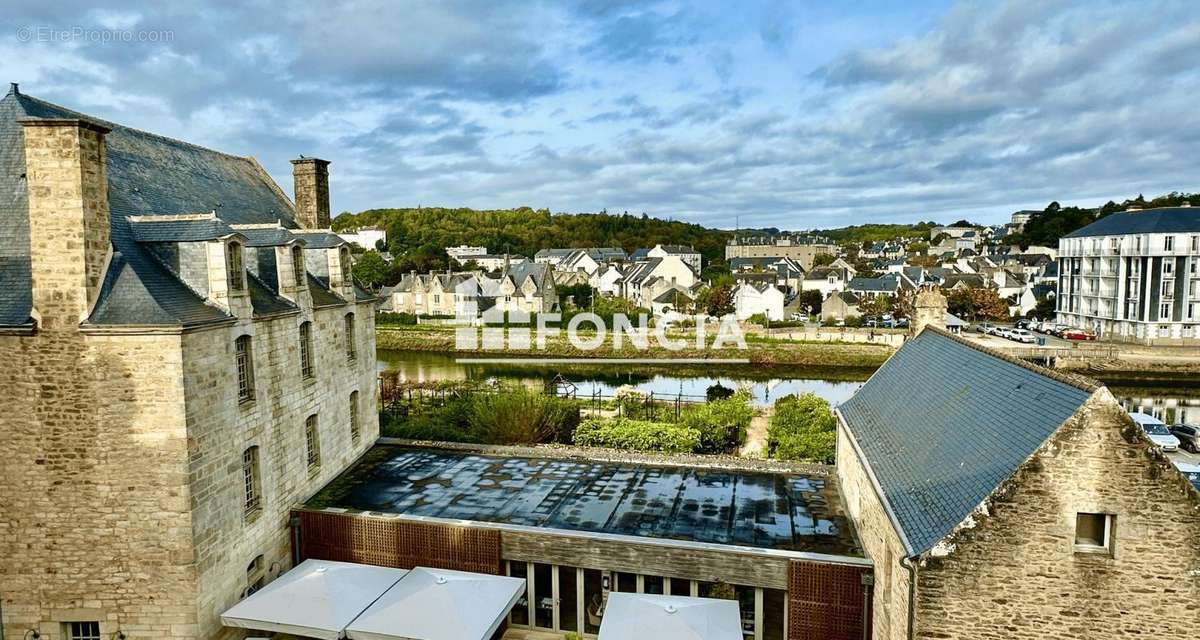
[1168,448,1200,466]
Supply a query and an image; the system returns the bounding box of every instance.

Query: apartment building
[1057,206,1200,343]
[725,234,838,270]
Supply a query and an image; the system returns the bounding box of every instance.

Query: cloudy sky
[4,1,1198,228]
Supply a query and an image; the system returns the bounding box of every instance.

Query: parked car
[790,312,807,322]
[1169,424,1200,453]
[1128,412,1181,452]
[1008,328,1036,343]
[995,327,1015,339]
[977,323,994,335]
[894,318,909,329]
[1015,318,1033,330]
[1174,461,1200,491]
[1063,329,1097,341]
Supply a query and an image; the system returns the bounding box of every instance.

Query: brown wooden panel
[295,510,502,575]
[788,559,873,640]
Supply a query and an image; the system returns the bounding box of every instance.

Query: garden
[379,374,840,464]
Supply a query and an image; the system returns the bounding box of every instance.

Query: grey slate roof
[231,224,301,247]
[0,87,325,327]
[838,329,1095,555]
[292,230,348,249]
[1064,207,1200,238]
[128,216,237,243]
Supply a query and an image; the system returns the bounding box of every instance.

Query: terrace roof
[307,446,862,557]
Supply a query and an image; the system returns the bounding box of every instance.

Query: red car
[1063,329,1096,341]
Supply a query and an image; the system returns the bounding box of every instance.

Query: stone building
[0,86,378,639]
[836,325,1200,639]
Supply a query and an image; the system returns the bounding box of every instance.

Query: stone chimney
[21,118,112,329]
[290,156,330,229]
[913,286,947,335]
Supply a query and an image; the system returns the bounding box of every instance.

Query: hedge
[573,418,701,454]
[767,393,838,463]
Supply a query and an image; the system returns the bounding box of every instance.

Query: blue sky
[4,1,1199,228]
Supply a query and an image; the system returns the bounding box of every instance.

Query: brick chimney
[290,156,330,229]
[20,118,112,329]
[913,286,947,335]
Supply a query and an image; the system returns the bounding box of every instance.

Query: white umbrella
[598,592,743,640]
[221,559,409,640]
[346,567,526,640]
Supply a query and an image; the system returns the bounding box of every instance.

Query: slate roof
[1064,207,1200,238]
[838,329,1096,555]
[292,230,348,249]
[128,215,238,243]
[230,224,301,247]
[0,87,346,327]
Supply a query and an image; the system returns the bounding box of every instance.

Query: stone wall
[835,424,910,640]
[186,298,378,639]
[914,390,1200,639]
[0,330,200,640]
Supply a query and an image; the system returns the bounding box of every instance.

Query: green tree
[695,280,735,316]
[351,250,391,290]
[811,253,837,267]
[946,287,1009,321]
[558,283,594,309]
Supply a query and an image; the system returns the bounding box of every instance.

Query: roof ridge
[17,93,256,163]
[921,326,1101,392]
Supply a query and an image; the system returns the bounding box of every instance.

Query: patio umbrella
[598,592,743,640]
[346,567,526,640]
[221,559,410,640]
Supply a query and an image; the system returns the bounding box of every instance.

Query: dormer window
[340,247,353,284]
[227,241,245,291]
[292,245,305,288]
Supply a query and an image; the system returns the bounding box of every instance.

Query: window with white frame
[344,313,357,360]
[242,446,262,517]
[1165,235,1175,251]
[235,334,255,403]
[1074,512,1114,554]
[64,622,101,640]
[1164,261,1174,275]
[292,245,306,288]
[1160,302,1171,319]
[1162,280,1174,297]
[1192,235,1199,252]
[246,554,266,596]
[227,241,245,291]
[299,321,314,379]
[349,390,361,444]
[305,414,321,472]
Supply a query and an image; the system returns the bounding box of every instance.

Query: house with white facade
[733,282,785,321]
[646,244,702,273]
[802,265,854,298]
[338,227,386,250]
[619,256,697,308]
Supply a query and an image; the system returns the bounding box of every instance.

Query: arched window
[292,244,305,288]
[340,247,353,284]
[344,313,356,360]
[304,414,321,472]
[235,335,255,402]
[242,446,261,518]
[245,554,266,596]
[227,241,245,291]
[299,321,313,379]
[349,390,360,445]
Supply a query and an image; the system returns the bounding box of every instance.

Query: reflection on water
[1115,391,1200,426]
[376,350,1200,419]
[377,350,865,407]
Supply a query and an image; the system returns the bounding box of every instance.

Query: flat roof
[307,446,861,557]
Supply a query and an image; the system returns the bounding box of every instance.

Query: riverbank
[376,325,896,369]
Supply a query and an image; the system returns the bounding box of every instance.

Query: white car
[1008,328,1036,343]
[995,327,1014,339]
[1128,412,1181,452]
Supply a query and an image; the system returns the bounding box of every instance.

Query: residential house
[650,285,696,316]
[802,265,855,298]
[847,273,917,299]
[446,244,488,261]
[821,291,863,322]
[381,271,477,317]
[838,312,1199,640]
[590,263,625,297]
[491,261,557,314]
[730,256,805,292]
[337,226,386,250]
[733,281,785,321]
[646,243,702,273]
[725,234,839,269]
[620,256,697,308]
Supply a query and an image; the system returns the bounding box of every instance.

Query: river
[377,350,1200,424]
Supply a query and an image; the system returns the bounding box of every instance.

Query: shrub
[747,312,770,325]
[844,315,865,328]
[706,383,735,401]
[573,418,701,454]
[468,388,580,445]
[382,397,474,442]
[376,311,418,326]
[767,393,837,463]
[679,392,756,454]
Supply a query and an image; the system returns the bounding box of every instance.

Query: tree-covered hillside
[333,206,732,273]
[1005,191,1199,248]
